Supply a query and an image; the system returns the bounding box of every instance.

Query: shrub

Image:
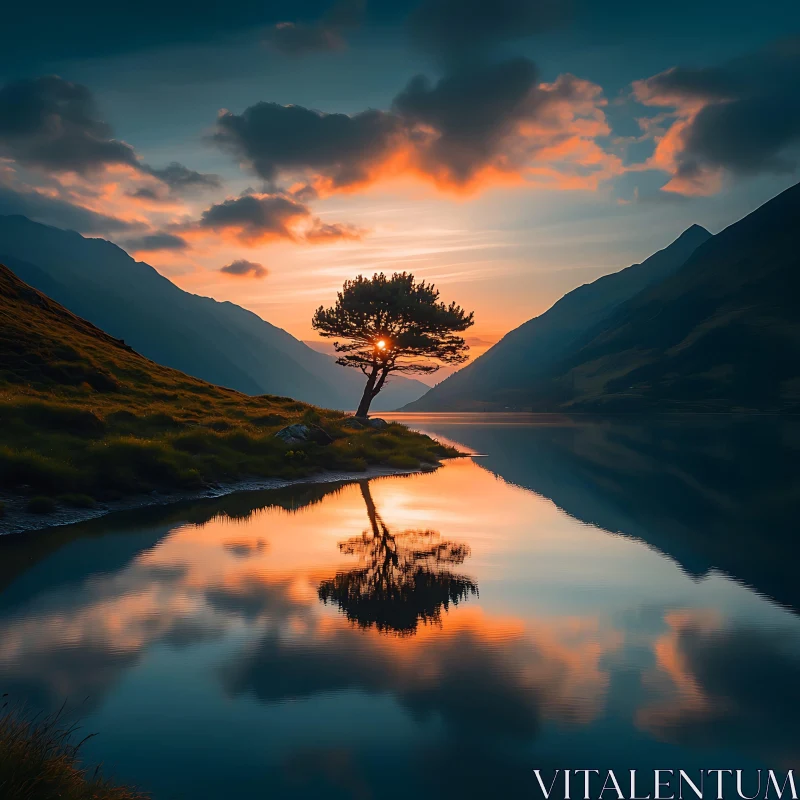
[26,496,57,514]
[172,431,224,455]
[301,408,322,425]
[207,419,233,432]
[17,400,105,436]
[86,437,199,492]
[141,412,182,430]
[0,447,74,492]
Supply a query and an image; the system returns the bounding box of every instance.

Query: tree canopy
[312,272,474,416]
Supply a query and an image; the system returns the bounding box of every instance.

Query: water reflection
[396,414,800,612]
[318,481,477,635]
[0,418,798,798]
[637,609,800,765]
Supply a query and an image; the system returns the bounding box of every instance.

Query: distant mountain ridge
[404,223,712,411]
[541,181,800,412]
[0,216,427,411]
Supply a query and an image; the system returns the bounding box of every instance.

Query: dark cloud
[409,0,568,62]
[213,57,613,191]
[195,192,361,244]
[0,75,222,207]
[636,65,742,104]
[214,102,402,187]
[123,232,189,252]
[0,76,139,175]
[265,0,365,55]
[635,40,800,190]
[395,59,612,187]
[219,259,269,278]
[1,0,391,69]
[393,57,541,184]
[0,183,137,234]
[198,193,310,241]
[145,161,222,193]
[3,0,797,75]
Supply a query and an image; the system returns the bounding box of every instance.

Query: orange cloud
[629,83,724,196]
[215,62,622,198]
[636,609,722,735]
[186,191,365,246]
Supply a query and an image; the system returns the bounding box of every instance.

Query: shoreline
[0,462,444,537]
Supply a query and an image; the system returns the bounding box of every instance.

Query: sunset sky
[2,0,798,358]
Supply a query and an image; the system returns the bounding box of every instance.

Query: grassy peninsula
[0,264,455,520]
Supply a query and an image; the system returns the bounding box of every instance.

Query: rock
[274,423,333,446]
[341,417,367,430]
[365,417,389,429]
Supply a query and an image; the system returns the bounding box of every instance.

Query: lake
[1,414,799,799]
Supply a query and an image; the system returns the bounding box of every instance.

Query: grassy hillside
[404,224,711,411]
[0,265,454,516]
[0,215,428,411]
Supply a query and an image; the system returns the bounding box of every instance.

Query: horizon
[1,1,798,357]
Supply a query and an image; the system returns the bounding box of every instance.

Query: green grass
[0,265,458,513]
[0,705,148,800]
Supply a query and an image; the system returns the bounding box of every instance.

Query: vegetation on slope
[0,265,456,515]
[0,705,148,800]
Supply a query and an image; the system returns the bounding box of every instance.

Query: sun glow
[376,339,387,350]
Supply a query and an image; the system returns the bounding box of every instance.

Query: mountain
[404,223,712,410]
[527,181,800,412]
[0,216,427,411]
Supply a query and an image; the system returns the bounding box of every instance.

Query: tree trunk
[356,369,377,418]
[356,365,392,418]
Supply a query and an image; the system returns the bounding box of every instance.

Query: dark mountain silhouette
[539,181,800,412]
[0,215,427,411]
[408,181,800,412]
[404,224,712,410]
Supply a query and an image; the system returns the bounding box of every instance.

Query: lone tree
[312,272,474,417]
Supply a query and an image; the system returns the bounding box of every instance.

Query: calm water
[1,415,799,798]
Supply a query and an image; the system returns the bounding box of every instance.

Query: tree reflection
[318,481,478,635]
